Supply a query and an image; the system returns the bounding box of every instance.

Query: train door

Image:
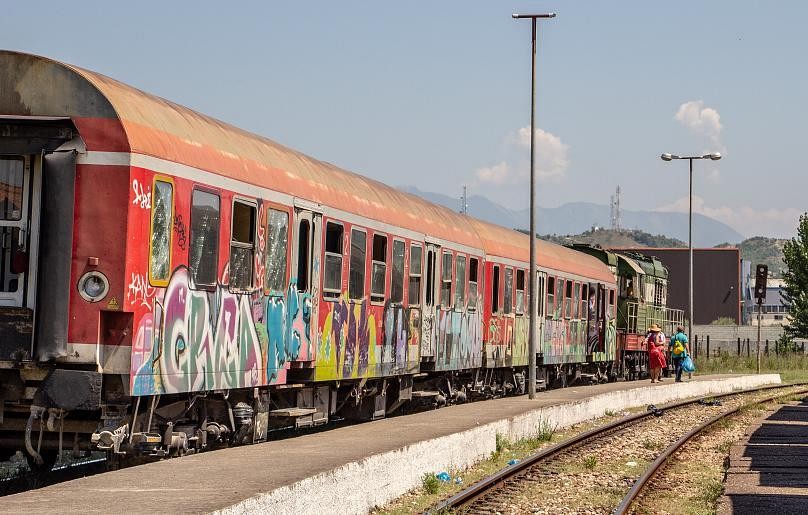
[586,282,605,355]
[0,155,34,308]
[537,271,547,352]
[420,242,440,359]
[291,203,322,363]
[0,154,42,361]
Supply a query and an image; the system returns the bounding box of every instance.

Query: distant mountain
[400,186,744,247]
[717,237,787,277]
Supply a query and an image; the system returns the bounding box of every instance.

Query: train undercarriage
[1,359,621,471]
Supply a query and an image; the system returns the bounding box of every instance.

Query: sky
[2,1,805,238]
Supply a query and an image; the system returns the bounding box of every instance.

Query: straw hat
[649,323,662,332]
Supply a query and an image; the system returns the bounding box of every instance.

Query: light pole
[660,152,722,342]
[513,12,556,399]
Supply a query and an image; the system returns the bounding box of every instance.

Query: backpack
[672,334,685,356]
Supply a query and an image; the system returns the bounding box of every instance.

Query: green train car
[568,245,684,380]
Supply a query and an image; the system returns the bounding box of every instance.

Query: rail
[613,385,808,514]
[427,383,803,514]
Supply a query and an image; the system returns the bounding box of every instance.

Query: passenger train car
[0,51,619,467]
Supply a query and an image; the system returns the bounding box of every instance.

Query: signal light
[754,264,768,302]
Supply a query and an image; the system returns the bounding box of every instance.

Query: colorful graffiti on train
[485,315,528,367]
[431,306,483,371]
[130,267,317,395]
[316,297,420,380]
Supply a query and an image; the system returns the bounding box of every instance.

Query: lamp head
[709,152,722,161]
[661,153,674,161]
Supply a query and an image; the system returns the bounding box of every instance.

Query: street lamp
[513,12,556,399]
[659,152,722,343]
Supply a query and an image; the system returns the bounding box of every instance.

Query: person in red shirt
[647,324,666,383]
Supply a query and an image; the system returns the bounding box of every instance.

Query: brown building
[609,247,741,325]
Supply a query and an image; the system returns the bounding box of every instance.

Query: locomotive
[0,51,674,469]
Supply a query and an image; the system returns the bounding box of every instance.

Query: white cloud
[475,127,570,187]
[514,127,570,179]
[475,161,510,185]
[656,195,802,238]
[674,100,725,152]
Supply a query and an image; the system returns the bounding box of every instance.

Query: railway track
[427,383,808,514]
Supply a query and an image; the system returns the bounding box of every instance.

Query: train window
[468,257,479,310]
[349,228,366,300]
[391,239,405,303]
[0,157,23,221]
[504,268,513,315]
[454,255,466,308]
[323,222,344,298]
[547,276,555,315]
[572,282,580,318]
[537,273,545,315]
[492,265,501,313]
[189,189,220,290]
[564,279,573,318]
[425,248,435,306]
[265,208,289,293]
[581,284,588,318]
[556,278,564,318]
[409,244,423,305]
[370,234,388,303]
[608,289,615,318]
[295,219,310,292]
[149,179,174,286]
[515,269,525,314]
[440,251,453,307]
[230,200,256,291]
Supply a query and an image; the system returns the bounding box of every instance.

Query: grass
[583,455,598,470]
[642,438,660,451]
[697,478,725,506]
[694,353,808,383]
[421,473,440,495]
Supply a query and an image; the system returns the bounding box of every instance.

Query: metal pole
[688,158,694,340]
[528,17,537,399]
[757,299,762,373]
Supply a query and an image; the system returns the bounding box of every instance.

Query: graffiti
[132,267,267,395]
[433,306,483,371]
[132,179,151,210]
[318,295,377,380]
[254,204,267,289]
[127,272,156,310]
[173,214,187,251]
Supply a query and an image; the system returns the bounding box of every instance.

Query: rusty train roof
[0,50,614,282]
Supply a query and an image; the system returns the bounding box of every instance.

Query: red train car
[0,51,617,467]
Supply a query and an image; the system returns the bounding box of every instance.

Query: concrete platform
[1,374,780,514]
[719,398,808,515]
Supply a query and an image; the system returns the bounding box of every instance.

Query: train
[0,51,681,469]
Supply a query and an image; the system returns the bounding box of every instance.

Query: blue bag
[682,355,696,373]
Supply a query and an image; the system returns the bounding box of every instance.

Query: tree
[781,213,808,340]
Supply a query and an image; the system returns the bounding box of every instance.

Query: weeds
[583,455,598,470]
[604,410,616,417]
[694,353,808,383]
[642,439,659,451]
[495,433,510,454]
[717,440,733,454]
[697,478,724,505]
[534,419,557,443]
[421,473,440,495]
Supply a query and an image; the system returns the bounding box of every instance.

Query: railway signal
[754,264,768,374]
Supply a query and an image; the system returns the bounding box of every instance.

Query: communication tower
[460,185,468,215]
[610,185,622,231]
